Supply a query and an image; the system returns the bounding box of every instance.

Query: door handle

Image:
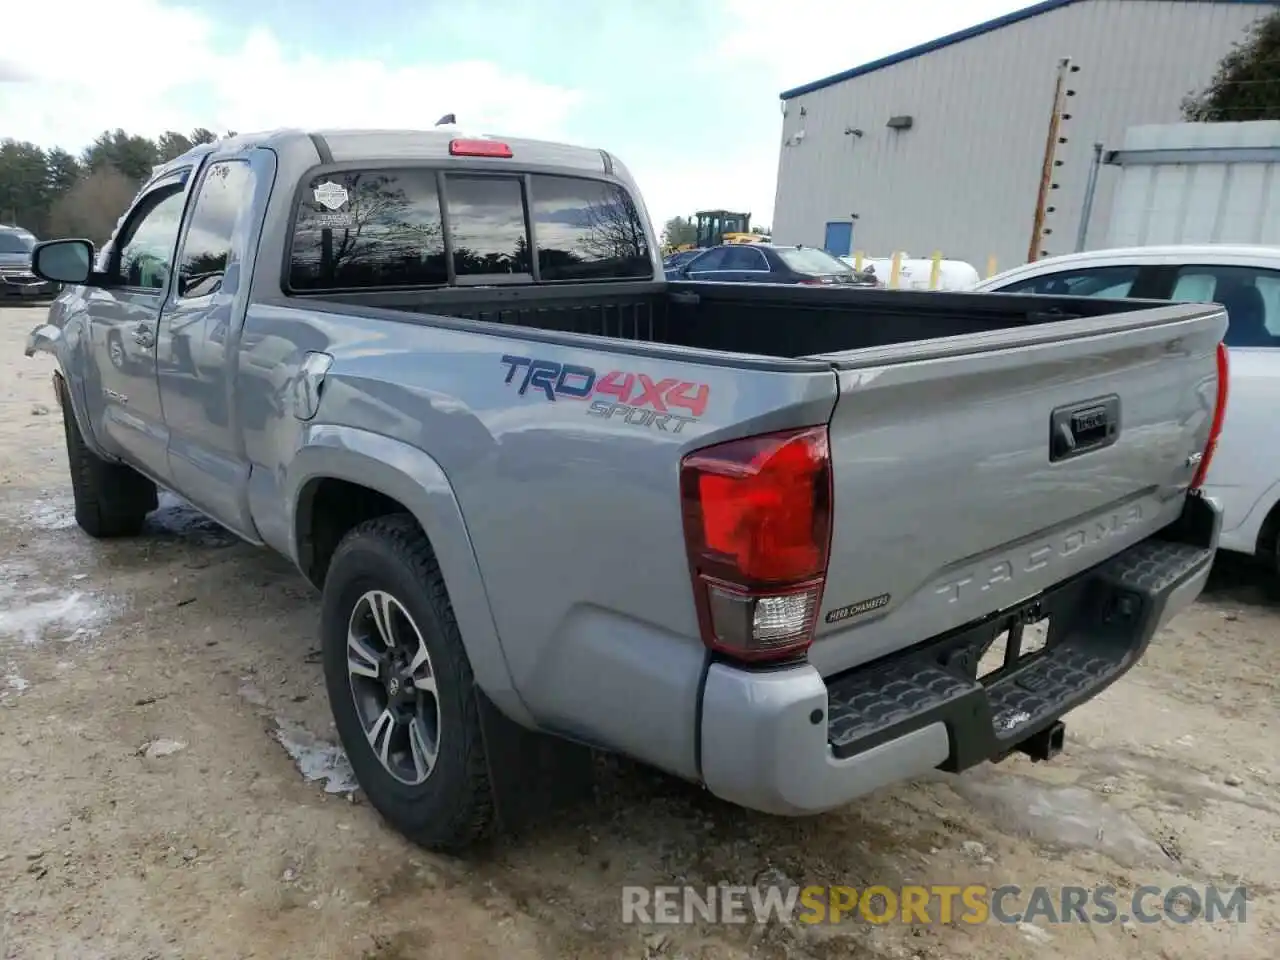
[132,324,155,348]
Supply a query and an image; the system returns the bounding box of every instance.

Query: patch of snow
[140,739,188,759]
[0,588,112,646]
[2,667,29,696]
[273,719,357,794]
[0,558,116,648]
[954,771,1171,869]
[21,495,76,531]
[1018,921,1054,944]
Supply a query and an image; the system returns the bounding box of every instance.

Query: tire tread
[58,380,157,539]
[326,513,495,851]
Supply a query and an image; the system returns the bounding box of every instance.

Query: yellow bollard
[986,254,998,279]
[853,250,864,271]
[889,251,903,290]
[929,251,942,291]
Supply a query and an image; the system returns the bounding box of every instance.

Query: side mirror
[31,239,95,285]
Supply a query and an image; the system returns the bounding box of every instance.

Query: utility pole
[1027,57,1077,263]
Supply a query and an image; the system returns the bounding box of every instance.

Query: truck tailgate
[808,301,1226,678]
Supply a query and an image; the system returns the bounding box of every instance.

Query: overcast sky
[0,0,1030,228]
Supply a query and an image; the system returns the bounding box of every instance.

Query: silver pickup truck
[25,129,1228,852]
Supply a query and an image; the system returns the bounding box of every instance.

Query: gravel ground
[1,305,1277,959]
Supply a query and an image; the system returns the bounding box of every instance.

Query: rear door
[719,245,772,282]
[808,299,1226,677]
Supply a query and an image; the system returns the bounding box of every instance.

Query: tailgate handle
[1050,396,1119,462]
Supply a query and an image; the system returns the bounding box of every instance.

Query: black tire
[58,379,157,538]
[321,514,494,852]
[1264,528,1280,602]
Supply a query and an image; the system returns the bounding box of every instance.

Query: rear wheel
[58,379,157,538]
[320,514,494,851]
[1264,526,1280,600]
[1255,504,1280,601]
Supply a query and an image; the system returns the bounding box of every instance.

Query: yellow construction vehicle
[665,211,768,254]
[693,210,752,248]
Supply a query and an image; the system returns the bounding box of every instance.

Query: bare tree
[577,192,648,263]
[291,174,449,285]
[46,167,139,244]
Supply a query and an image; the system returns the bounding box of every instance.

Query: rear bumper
[699,495,1220,816]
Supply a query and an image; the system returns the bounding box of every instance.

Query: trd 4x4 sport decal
[499,354,710,434]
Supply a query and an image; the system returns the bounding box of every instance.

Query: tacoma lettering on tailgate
[499,354,710,434]
[934,503,1144,604]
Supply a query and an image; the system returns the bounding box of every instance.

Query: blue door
[823,221,853,257]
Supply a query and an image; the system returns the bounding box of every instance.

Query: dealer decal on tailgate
[500,355,710,433]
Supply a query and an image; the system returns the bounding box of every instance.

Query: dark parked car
[0,226,57,300]
[668,243,876,286]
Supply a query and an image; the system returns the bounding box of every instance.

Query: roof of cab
[153,128,615,180]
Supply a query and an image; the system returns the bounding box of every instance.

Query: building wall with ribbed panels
[772,0,1279,273]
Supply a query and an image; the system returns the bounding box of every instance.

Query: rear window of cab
[288,170,652,291]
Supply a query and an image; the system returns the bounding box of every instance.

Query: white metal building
[772,0,1280,272]
[1104,120,1280,245]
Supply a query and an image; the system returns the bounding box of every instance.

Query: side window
[1170,265,1280,348]
[290,169,447,291]
[115,185,188,291]
[528,174,650,281]
[996,265,1139,298]
[178,161,254,299]
[722,247,769,271]
[686,248,728,272]
[445,176,531,277]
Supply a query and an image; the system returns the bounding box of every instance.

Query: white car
[977,245,1280,583]
[839,255,981,291]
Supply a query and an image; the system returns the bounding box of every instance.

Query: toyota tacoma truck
[25,129,1227,852]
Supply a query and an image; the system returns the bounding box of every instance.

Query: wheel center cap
[387,676,401,697]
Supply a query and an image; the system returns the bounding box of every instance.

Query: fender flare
[29,322,116,463]
[287,424,534,727]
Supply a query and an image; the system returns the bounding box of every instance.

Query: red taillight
[1191,341,1230,490]
[797,277,826,286]
[449,138,512,158]
[680,425,833,663]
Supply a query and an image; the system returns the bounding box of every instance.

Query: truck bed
[297,280,1149,360]
[283,276,1224,692]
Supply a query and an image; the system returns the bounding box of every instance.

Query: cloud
[716,0,1030,91]
[0,0,1029,238]
[647,0,1030,230]
[0,0,584,151]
